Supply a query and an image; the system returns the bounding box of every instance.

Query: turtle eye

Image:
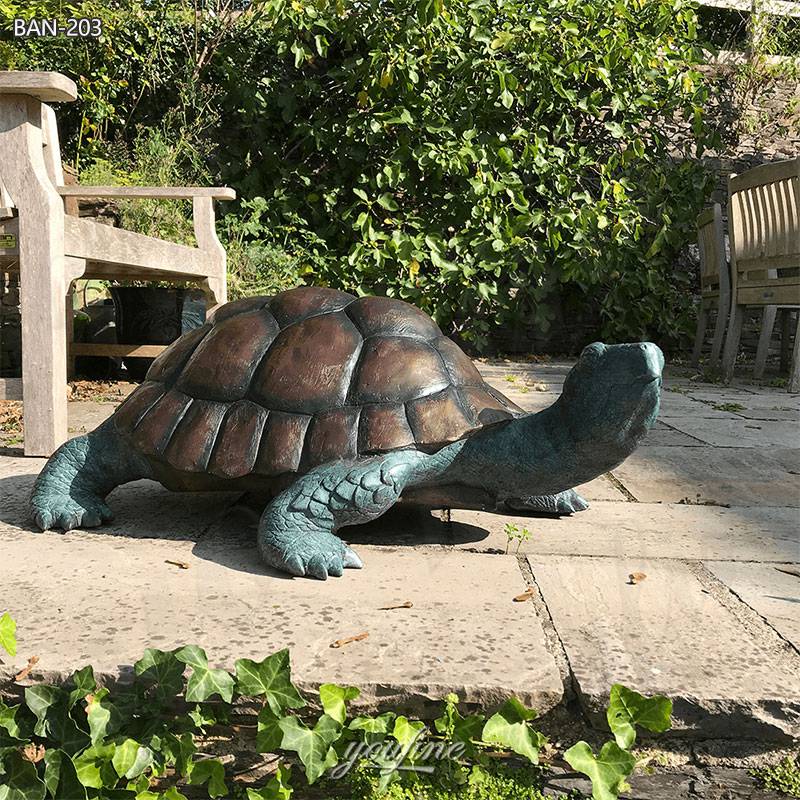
[580,342,605,362]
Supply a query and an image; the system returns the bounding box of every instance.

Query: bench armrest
[56,186,236,201]
[0,72,78,103]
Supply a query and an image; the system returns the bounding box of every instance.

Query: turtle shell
[114,287,523,480]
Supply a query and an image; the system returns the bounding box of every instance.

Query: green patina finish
[29,290,662,581]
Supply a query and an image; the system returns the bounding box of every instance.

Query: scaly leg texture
[258,450,436,580]
[503,489,589,515]
[30,420,150,530]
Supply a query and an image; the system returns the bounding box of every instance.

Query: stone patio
[1,361,798,780]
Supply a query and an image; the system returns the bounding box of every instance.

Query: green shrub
[6,0,715,348]
[211,0,714,347]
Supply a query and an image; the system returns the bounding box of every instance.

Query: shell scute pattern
[117,287,522,478]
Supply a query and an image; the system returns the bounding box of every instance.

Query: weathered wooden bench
[691,203,730,369]
[0,71,235,455]
[721,157,800,392]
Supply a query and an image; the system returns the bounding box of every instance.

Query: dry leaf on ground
[513,587,535,602]
[378,601,413,610]
[14,655,39,682]
[165,559,190,570]
[628,572,647,585]
[330,632,369,649]
[0,401,23,434]
[22,744,45,763]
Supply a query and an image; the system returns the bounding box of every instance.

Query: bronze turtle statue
[30,287,663,579]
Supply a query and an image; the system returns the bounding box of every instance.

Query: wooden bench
[721,157,800,392]
[691,203,730,369]
[0,71,235,455]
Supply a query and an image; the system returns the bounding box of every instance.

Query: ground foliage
[0,613,673,799]
[2,0,714,349]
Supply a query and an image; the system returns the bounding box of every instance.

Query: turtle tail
[30,420,151,531]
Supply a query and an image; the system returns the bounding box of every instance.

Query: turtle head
[559,342,663,450]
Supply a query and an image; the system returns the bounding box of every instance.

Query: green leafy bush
[5,0,714,349]
[211,0,714,347]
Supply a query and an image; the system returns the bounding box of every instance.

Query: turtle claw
[261,530,356,580]
[343,546,363,569]
[30,493,113,532]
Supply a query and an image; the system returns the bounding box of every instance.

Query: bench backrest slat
[729,157,800,273]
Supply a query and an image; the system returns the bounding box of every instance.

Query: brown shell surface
[114,286,523,478]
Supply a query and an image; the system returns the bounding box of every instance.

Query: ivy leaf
[67,666,97,708]
[349,713,395,735]
[133,648,185,705]
[0,752,46,800]
[0,703,25,743]
[188,704,218,731]
[481,697,544,764]
[247,764,293,799]
[175,646,234,703]
[43,749,87,800]
[434,695,483,744]
[606,684,672,749]
[112,739,153,779]
[188,758,228,798]
[564,740,636,800]
[24,686,89,754]
[391,716,426,751]
[256,707,283,754]
[319,684,360,726]
[24,686,62,737]
[87,688,123,744]
[0,613,16,657]
[162,732,196,778]
[278,714,340,784]
[162,788,189,800]
[235,649,306,714]
[71,744,117,790]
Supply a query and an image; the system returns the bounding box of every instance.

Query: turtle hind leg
[258,451,428,580]
[30,420,151,531]
[502,489,589,516]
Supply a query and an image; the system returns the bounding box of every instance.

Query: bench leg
[0,94,68,456]
[754,305,777,380]
[691,307,708,368]
[779,309,794,374]
[790,311,800,394]
[721,303,744,384]
[709,303,728,367]
[19,244,68,456]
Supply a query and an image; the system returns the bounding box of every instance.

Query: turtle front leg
[258,452,426,580]
[30,420,150,531]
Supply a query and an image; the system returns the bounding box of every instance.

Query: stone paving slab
[705,562,800,649]
[612,447,800,507]
[424,502,800,562]
[664,416,800,448]
[0,529,562,713]
[0,469,238,544]
[528,555,800,740]
[641,421,707,447]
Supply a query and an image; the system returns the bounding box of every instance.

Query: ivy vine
[0,613,672,799]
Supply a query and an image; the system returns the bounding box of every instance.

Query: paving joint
[605,471,638,502]
[686,560,800,659]
[516,555,576,703]
[657,418,710,445]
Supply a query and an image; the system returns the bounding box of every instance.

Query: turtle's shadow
[0,473,491,578]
